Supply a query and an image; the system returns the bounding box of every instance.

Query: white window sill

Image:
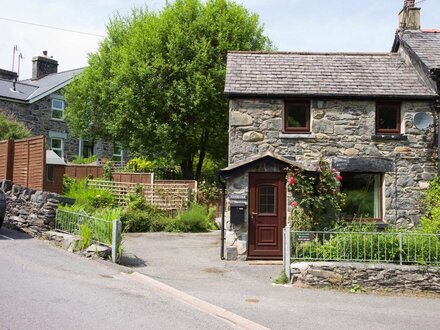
[279,133,316,139]
[51,118,65,122]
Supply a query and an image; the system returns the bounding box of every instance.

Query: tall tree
[65,0,273,179]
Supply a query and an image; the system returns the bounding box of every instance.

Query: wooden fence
[65,165,154,184]
[0,136,46,190]
[87,180,194,210]
[0,140,13,181]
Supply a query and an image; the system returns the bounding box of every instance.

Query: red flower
[291,201,298,207]
[288,176,295,185]
[336,175,343,181]
[332,168,337,173]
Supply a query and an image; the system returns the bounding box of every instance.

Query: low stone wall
[291,262,440,293]
[1,180,60,237]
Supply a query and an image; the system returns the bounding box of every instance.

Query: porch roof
[219,152,317,179]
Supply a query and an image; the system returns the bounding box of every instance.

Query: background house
[220,0,439,260]
[0,51,119,162]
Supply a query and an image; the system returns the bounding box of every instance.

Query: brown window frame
[375,102,401,134]
[284,100,311,133]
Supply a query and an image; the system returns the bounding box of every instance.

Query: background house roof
[224,51,436,98]
[400,30,440,71]
[0,67,83,103]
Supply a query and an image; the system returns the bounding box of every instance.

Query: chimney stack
[32,50,58,80]
[399,0,420,31]
[0,69,18,81]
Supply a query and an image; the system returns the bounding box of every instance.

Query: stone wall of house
[1,180,60,237]
[224,98,436,259]
[291,262,440,293]
[0,96,115,161]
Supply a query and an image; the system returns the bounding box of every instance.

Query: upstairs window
[284,101,310,133]
[51,99,65,120]
[376,102,401,134]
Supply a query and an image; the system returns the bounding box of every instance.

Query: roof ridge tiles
[227,51,396,56]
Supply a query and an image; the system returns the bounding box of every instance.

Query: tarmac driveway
[122,230,440,330]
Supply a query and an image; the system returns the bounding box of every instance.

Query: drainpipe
[430,69,440,175]
[217,172,226,260]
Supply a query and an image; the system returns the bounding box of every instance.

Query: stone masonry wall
[291,262,440,294]
[0,95,114,161]
[225,98,436,259]
[1,180,60,237]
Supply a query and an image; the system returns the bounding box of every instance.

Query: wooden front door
[248,172,286,259]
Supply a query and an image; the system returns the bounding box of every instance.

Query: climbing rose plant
[287,160,345,231]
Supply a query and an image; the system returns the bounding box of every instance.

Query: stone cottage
[219,0,440,260]
[0,51,120,161]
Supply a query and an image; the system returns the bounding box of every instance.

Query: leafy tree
[65,0,273,179]
[0,113,31,140]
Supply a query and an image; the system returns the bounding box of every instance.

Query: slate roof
[224,52,436,98]
[0,68,83,103]
[400,30,440,70]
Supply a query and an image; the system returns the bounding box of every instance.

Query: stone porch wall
[224,98,436,259]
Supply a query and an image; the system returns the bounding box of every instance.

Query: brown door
[248,172,286,259]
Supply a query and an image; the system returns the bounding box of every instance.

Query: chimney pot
[43,50,48,56]
[404,0,415,8]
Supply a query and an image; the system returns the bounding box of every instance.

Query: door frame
[248,172,286,260]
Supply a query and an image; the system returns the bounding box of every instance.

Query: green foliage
[71,155,97,164]
[90,190,117,209]
[121,204,168,232]
[273,270,289,285]
[350,283,365,293]
[293,223,440,265]
[419,176,440,234]
[290,206,313,232]
[103,162,113,181]
[288,160,345,230]
[198,180,220,208]
[0,113,32,140]
[78,223,93,250]
[62,175,76,194]
[165,204,216,232]
[65,0,273,179]
[63,179,116,212]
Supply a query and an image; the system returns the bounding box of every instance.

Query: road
[124,231,440,330]
[0,228,251,330]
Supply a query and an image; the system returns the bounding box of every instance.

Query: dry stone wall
[1,180,60,236]
[291,262,440,294]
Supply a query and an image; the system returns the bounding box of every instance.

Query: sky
[1,0,439,80]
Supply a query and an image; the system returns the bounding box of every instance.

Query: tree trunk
[180,158,194,179]
[195,129,209,180]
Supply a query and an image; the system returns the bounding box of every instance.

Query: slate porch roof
[0,68,83,103]
[399,30,440,71]
[224,51,436,99]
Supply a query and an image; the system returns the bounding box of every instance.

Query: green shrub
[90,190,117,209]
[63,179,115,212]
[121,204,167,232]
[0,113,31,140]
[72,155,97,164]
[419,176,440,234]
[165,204,216,233]
[78,223,93,250]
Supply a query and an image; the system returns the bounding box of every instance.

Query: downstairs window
[340,173,382,221]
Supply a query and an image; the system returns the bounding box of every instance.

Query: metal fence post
[399,232,403,266]
[284,224,291,280]
[112,220,121,263]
